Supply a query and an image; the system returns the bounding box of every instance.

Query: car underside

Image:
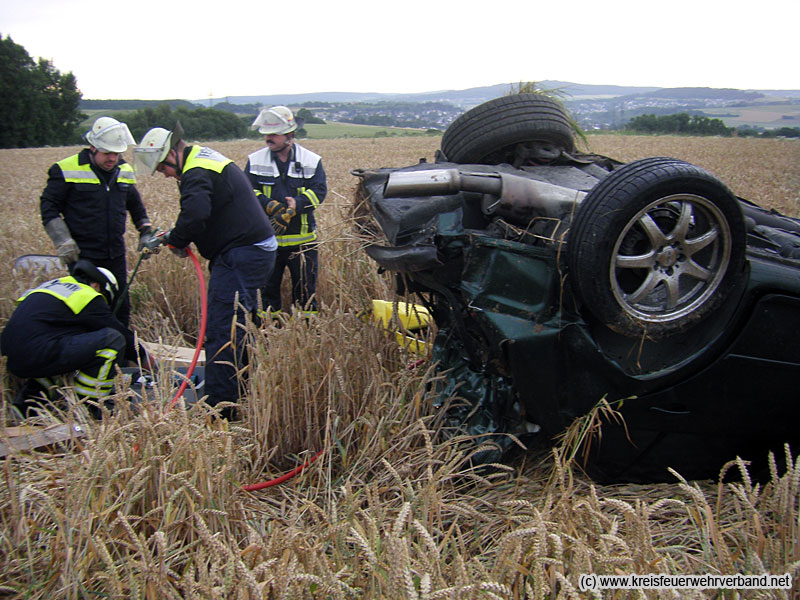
[353,96,800,482]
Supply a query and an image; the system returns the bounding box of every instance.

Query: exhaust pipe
[384,168,585,221]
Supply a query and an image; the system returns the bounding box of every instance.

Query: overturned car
[353,94,800,483]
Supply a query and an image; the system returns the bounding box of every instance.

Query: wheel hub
[656,245,680,268]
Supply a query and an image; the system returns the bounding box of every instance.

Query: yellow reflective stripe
[56,155,100,184]
[57,154,136,184]
[56,155,81,170]
[34,377,57,398]
[33,376,72,399]
[301,213,309,236]
[61,171,101,183]
[96,347,118,361]
[20,277,102,314]
[259,308,317,320]
[35,377,56,390]
[276,231,317,246]
[118,163,136,184]
[183,146,232,174]
[74,379,114,396]
[75,347,118,397]
[74,382,112,398]
[300,187,321,207]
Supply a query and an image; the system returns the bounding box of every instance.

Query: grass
[302,122,440,139]
[0,136,799,598]
[701,104,800,129]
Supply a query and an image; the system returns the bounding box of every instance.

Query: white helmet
[251,105,299,134]
[86,117,136,153]
[134,122,185,175]
[134,127,173,175]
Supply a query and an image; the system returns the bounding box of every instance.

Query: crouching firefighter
[1,260,155,408]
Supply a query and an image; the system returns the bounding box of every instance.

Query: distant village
[296,93,800,132]
[81,85,800,133]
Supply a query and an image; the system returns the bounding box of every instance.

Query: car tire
[440,94,575,164]
[568,158,747,338]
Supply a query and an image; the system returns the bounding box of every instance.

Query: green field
[702,103,800,129]
[302,121,439,139]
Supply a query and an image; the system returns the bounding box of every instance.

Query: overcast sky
[2,0,798,101]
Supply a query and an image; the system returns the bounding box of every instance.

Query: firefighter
[40,116,153,327]
[135,123,276,414]
[245,106,327,317]
[1,260,155,406]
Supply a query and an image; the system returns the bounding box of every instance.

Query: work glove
[44,218,80,266]
[136,224,154,253]
[270,205,296,235]
[168,245,188,258]
[162,230,188,258]
[56,238,80,266]
[264,199,285,216]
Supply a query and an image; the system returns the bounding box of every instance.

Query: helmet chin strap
[162,147,182,176]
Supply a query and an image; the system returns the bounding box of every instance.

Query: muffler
[384,168,585,222]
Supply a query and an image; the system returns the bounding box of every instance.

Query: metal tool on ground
[13,254,64,275]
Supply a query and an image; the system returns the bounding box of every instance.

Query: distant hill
[81,81,800,131]
[189,81,666,108]
[636,88,763,101]
[82,81,800,111]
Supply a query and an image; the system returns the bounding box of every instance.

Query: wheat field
[0,135,799,599]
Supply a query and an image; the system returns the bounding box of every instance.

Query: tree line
[0,35,83,148]
[737,126,800,138]
[122,103,250,142]
[626,113,734,136]
[626,112,800,138]
[0,35,258,148]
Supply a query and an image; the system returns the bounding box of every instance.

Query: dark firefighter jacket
[40,149,151,261]
[167,145,275,261]
[0,276,143,376]
[245,143,326,247]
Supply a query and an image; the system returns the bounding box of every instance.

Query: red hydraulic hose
[161,246,320,490]
[168,248,207,409]
[242,449,324,492]
[132,248,206,453]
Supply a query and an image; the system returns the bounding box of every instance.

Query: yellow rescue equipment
[370,299,431,357]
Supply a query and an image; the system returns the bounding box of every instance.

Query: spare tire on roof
[440,93,575,165]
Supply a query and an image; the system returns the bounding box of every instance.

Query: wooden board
[141,341,205,367]
[0,423,87,457]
